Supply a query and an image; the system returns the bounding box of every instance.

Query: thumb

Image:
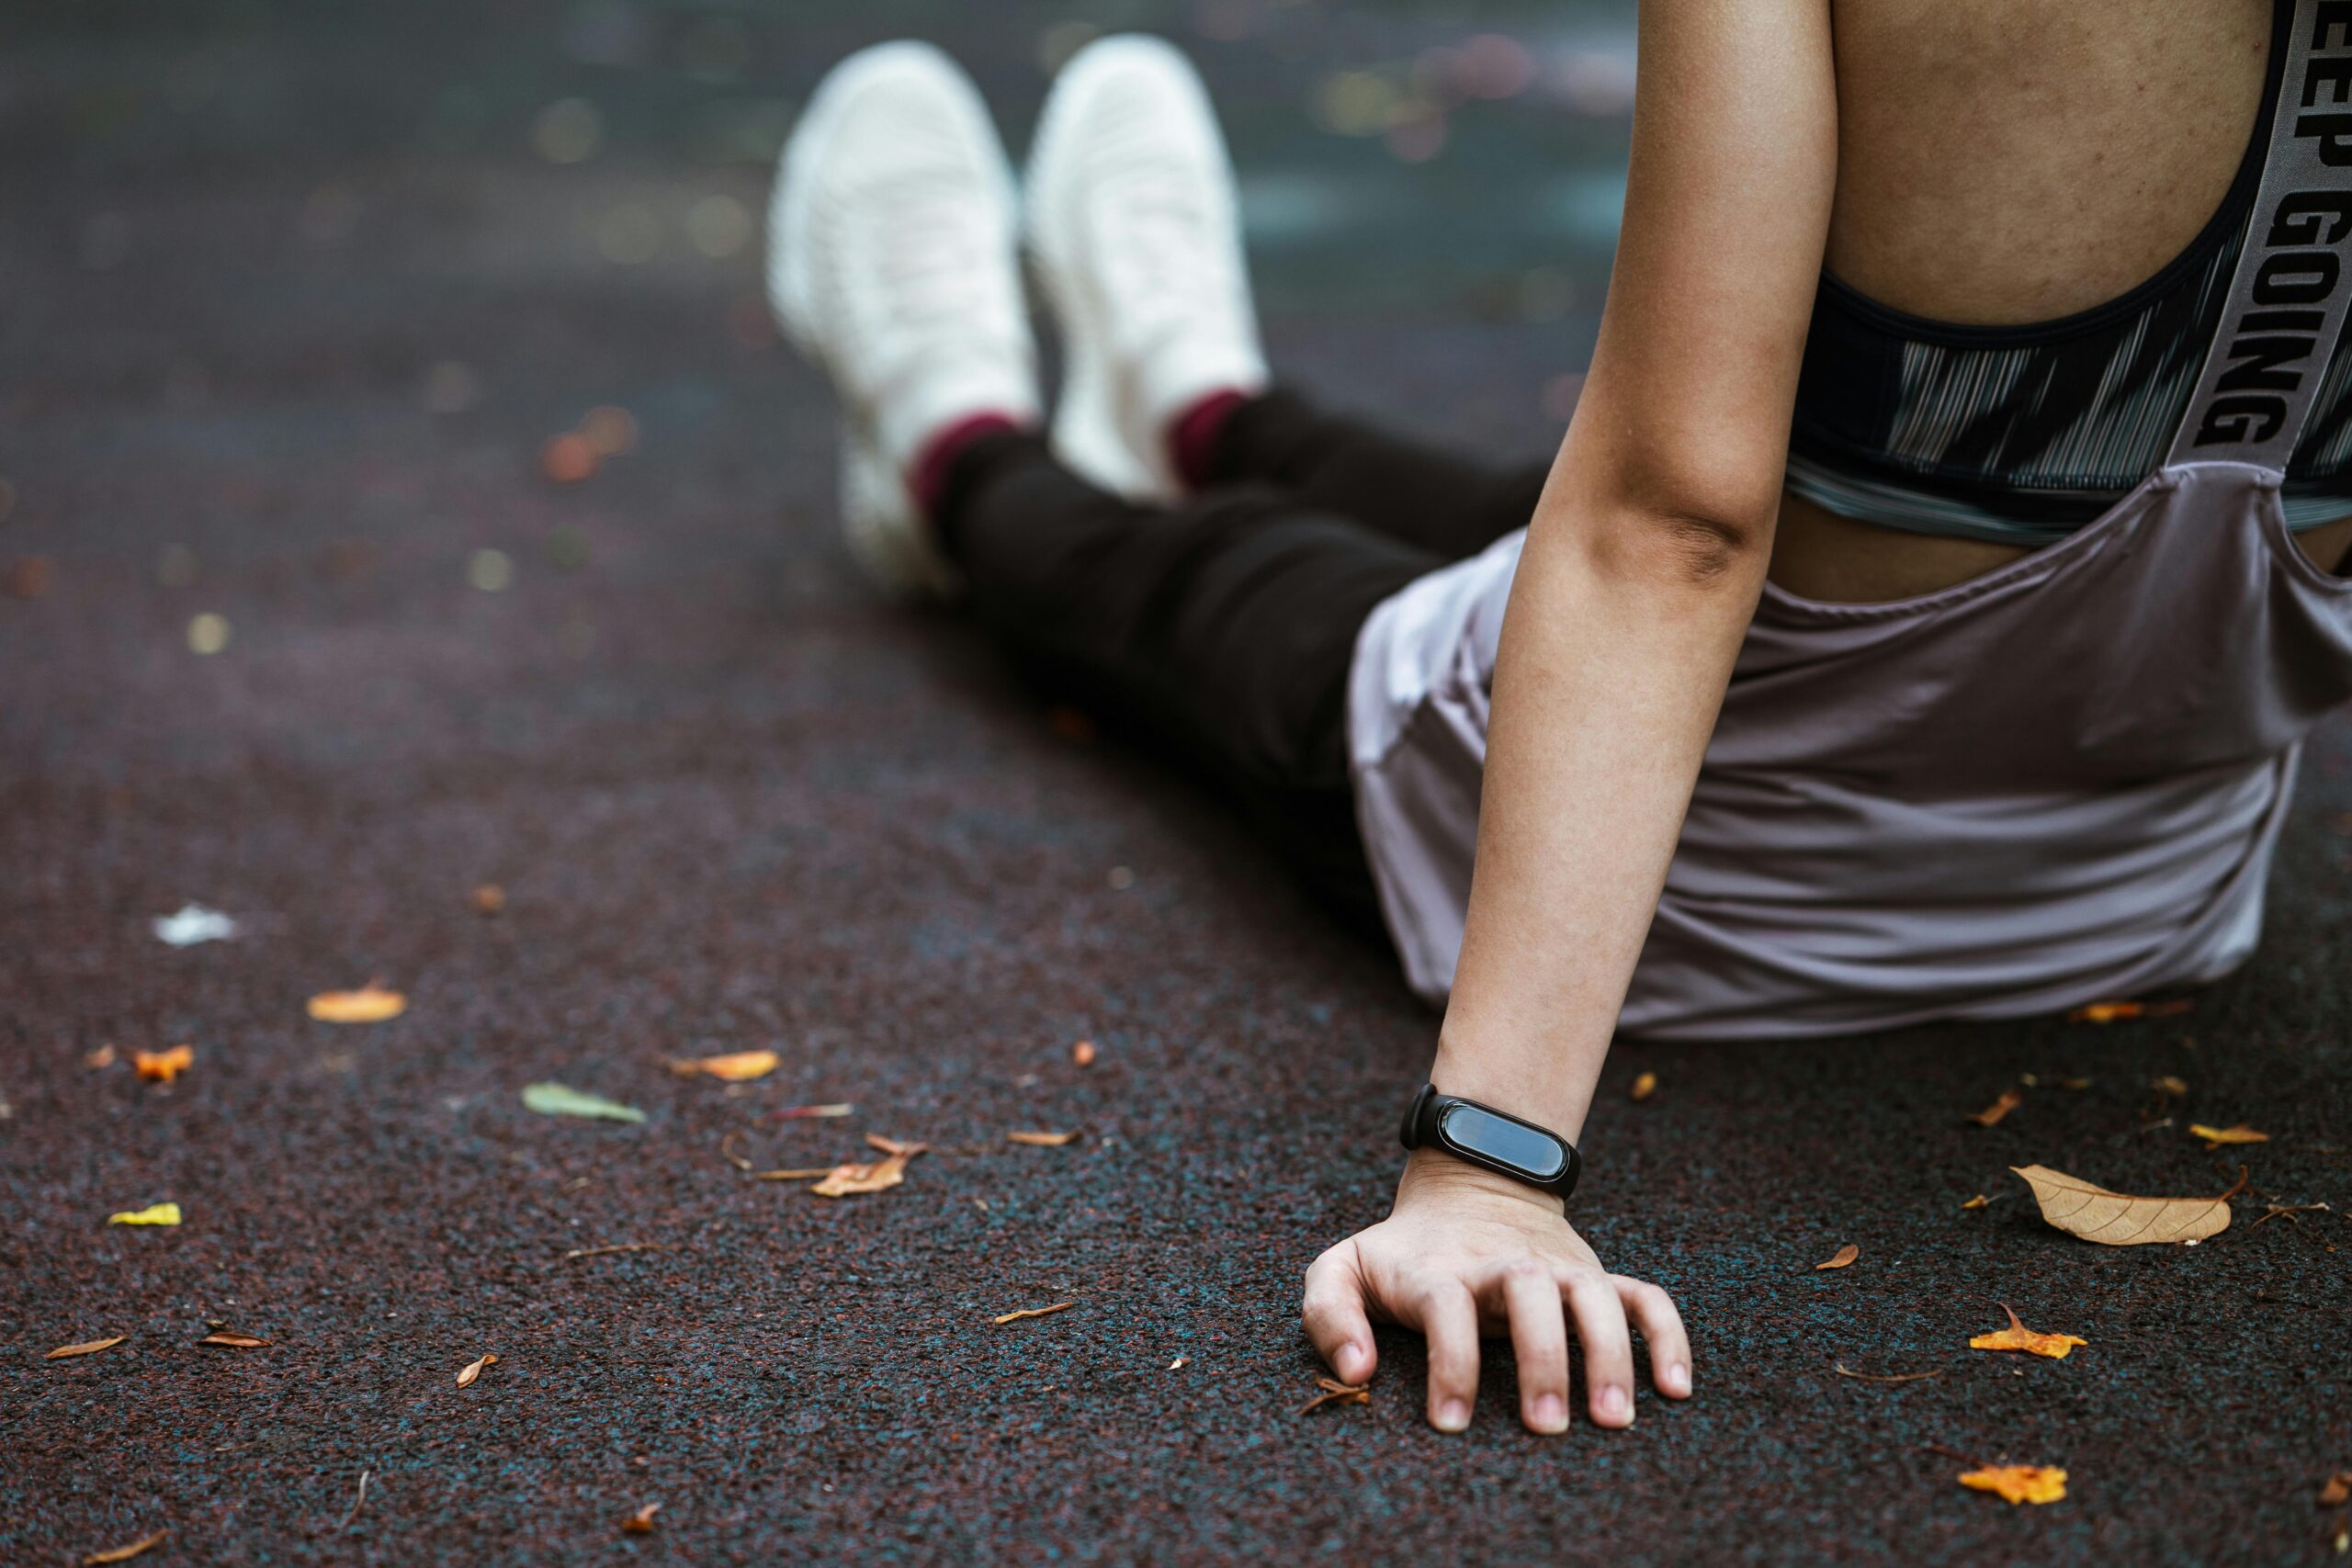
[1302,1241,1379,1384]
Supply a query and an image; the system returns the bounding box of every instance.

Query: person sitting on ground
[766,3,2352,1436]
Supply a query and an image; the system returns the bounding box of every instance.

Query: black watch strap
[1399,1083,1580,1200]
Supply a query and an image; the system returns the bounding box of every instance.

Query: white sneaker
[1026,35,1269,501]
[768,42,1039,599]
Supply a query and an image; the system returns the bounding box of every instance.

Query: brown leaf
[198,1331,270,1348]
[1967,1088,2023,1127]
[1961,1194,1990,1211]
[2153,1075,2190,1098]
[666,1050,778,1081]
[2010,1163,2234,1246]
[1814,1245,1860,1271]
[85,1044,117,1069]
[1299,1376,1372,1415]
[82,1529,168,1564]
[470,883,506,915]
[992,1301,1076,1325]
[133,1044,194,1084]
[2068,998,2192,1024]
[2188,1122,2269,1150]
[307,980,406,1024]
[1072,1040,1097,1066]
[620,1502,661,1535]
[809,1153,910,1198]
[1008,1130,1080,1146]
[1831,1361,1943,1383]
[1629,1071,1657,1102]
[2317,1471,2352,1508]
[752,1168,840,1181]
[1959,1465,2067,1505]
[1969,1303,2087,1359]
[865,1134,927,1158]
[46,1336,126,1359]
[456,1351,497,1388]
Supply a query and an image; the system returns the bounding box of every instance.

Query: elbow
[1624,505,1772,587]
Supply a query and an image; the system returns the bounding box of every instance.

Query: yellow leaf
[1814,1244,1860,1270]
[1629,1072,1657,1102]
[457,1351,497,1388]
[2188,1122,2269,1150]
[1969,1303,2087,1359]
[1959,1465,2067,1505]
[1008,1130,1080,1146]
[82,1529,168,1564]
[2010,1164,2233,1246]
[1961,1194,1990,1211]
[46,1336,126,1359]
[107,1203,180,1226]
[667,1050,779,1081]
[307,981,407,1024]
[132,1044,193,1084]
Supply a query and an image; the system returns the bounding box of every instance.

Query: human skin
[1303,0,2347,1436]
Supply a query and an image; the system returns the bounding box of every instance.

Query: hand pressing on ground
[1301,1149,1692,1434]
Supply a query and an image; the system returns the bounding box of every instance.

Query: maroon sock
[1166,389,1251,491]
[907,412,1027,519]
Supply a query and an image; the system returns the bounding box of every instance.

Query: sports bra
[1785,0,2352,544]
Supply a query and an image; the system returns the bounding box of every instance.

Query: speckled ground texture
[5,2,2350,1564]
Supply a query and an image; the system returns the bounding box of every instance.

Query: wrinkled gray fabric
[1347,466,2352,1039]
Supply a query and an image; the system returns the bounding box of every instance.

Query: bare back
[1771,0,2352,599]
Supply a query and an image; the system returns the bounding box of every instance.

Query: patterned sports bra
[1785,0,2352,544]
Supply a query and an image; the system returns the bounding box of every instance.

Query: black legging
[934,388,1545,933]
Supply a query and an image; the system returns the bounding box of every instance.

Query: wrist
[1397,1145,1567,1219]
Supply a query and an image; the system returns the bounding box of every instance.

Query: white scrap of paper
[153,903,240,946]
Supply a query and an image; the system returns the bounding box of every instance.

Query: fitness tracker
[1399,1084,1580,1200]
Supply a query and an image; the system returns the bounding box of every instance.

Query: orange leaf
[1629,1072,1657,1102]
[82,1529,168,1564]
[1072,1040,1097,1066]
[1299,1376,1372,1415]
[620,1502,661,1535]
[133,1045,193,1084]
[667,1050,779,1081]
[1969,1303,2087,1359]
[2318,1471,2352,1508]
[992,1301,1076,1325]
[307,981,406,1024]
[1959,1465,2067,1505]
[2011,1163,2235,1246]
[1961,1194,1990,1211]
[2188,1122,2269,1150]
[1814,1245,1860,1270]
[1967,1088,2022,1127]
[198,1331,270,1348]
[810,1152,910,1198]
[46,1336,125,1359]
[456,1351,497,1388]
[1008,1130,1080,1146]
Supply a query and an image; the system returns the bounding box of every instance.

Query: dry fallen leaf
[2188,1122,2269,1150]
[521,1082,645,1122]
[456,1351,498,1388]
[1299,1375,1372,1415]
[865,1134,926,1157]
[47,1336,126,1359]
[1008,1130,1080,1147]
[810,1151,913,1198]
[1959,1465,2067,1505]
[1961,1194,1990,1211]
[133,1044,193,1084]
[85,1044,118,1070]
[2011,1164,2235,1245]
[1169,1357,1188,1371]
[1815,1245,1860,1270]
[621,1502,661,1535]
[2153,1074,2190,1098]
[667,1050,779,1081]
[992,1301,1076,1325]
[107,1202,181,1227]
[776,1102,854,1120]
[2318,1471,2352,1508]
[1968,1088,2023,1127]
[1969,1303,2087,1359]
[82,1529,168,1564]
[470,883,506,916]
[307,981,407,1024]
[752,1168,839,1181]
[198,1331,270,1348]
[1072,1040,1097,1066]
[1630,1071,1657,1102]
[2068,998,2191,1024]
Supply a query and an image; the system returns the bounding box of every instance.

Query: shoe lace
[860,165,1007,334]
[1091,147,1238,321]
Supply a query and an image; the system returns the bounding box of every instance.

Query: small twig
[336,1467,371,1532]
[2248,1201,2333,1229]
[719,1133,752,1172]
[1832,1361,1946,1383]
[2217,1164,2252,1202]
[992,1301,1076,1325]
[561,1243,663,1260]
[1298,1377,1372,1415]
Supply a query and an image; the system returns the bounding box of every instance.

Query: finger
[1614,1275,1693,1399]
[1566,1275,1637,1427]
[1301,1245,1379,1386]
[1500,1262,1571,1434]
[1419,1282,1481,1433]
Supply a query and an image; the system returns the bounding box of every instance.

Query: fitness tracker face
[1399,1083,1581,1200]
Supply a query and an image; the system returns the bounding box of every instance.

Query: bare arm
[1305,0,1838,1433]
